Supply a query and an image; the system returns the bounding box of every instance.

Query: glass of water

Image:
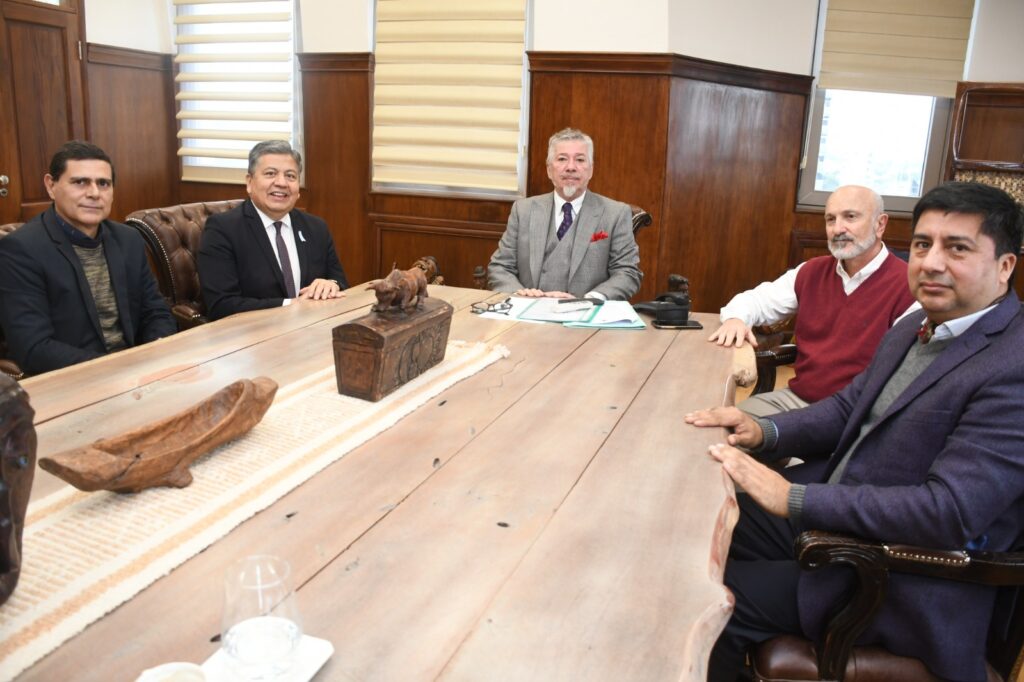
[222,555,303,680]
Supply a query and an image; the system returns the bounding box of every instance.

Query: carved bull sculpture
[367,267,429,313]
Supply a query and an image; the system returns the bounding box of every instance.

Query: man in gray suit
[487,128,642,300]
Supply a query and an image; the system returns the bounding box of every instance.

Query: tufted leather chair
[750,531,1024,682]
[125,200,244,330]
[0,223,26,380]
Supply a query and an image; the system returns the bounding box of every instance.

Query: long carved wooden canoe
[39,376,278,493]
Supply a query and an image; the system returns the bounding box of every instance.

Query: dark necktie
[273,221,297,298]
[556,202,573,241]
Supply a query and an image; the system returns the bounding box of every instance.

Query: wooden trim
[373,218,506,241]
[949,81,1024,175]
[527,52,813,95]
[789,229,912,268]
[85,44,170,72]
[2,0,78,16]
[297,52,374,73]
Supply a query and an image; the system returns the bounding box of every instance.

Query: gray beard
[829,232,877,260]
[560,184,579,198]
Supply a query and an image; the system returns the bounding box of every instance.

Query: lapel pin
[298,231,306,242]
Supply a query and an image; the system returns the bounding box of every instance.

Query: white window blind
[372,0,527,195]
[819,0,974,98]
[173,0,296,184]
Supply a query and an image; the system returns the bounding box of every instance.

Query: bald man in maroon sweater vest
[711,185,918,416]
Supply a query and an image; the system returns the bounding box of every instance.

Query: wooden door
[0,0,86,223]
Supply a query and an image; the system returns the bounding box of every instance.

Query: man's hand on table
[298,278,345,300]
[708,318,757,348]
[514,288,573,299]
[707,443,791,517]
[684,406,764,449]
[685,406,789,517]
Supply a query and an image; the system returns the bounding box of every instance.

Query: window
[173,0,298,184]
[371,0,528,197]
[799,88,950,211]
[799,0,973,210]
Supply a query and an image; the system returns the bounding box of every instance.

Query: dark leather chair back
[125,200,243,329]
[0,223,26,379]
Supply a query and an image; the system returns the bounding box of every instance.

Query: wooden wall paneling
[658,63,812,314]
[369,192,511,287]
[955,91,1024,165]
[178,182,246,205]
[298,53,373,285]
[375,218,505,289]
[944,82,1024,179]
[0,0,86,222]
[788,228,912,268]
[793,210,914,250]
[527,54,671,302]
[85,44,178,219]
[526,53,812,309]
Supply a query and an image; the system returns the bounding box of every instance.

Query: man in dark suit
[487,128,642,301]
[0,141,175,376]
[198,140,348,321]
[685,182,1024,682]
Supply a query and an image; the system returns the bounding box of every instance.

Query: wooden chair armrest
[751,343,797,395]
[0,359,25,381]
[171,304,208,331]
[794,530,1024,678]
[755,343,798,367]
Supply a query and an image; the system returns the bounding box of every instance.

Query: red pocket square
[591,231,609,242]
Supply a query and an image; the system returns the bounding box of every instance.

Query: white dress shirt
[253,205,301,305]
[550,191,586,238]
[548,191,606,301]
[931,302,998,341]
[719,244,919,326]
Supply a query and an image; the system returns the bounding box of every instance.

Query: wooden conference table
[16,285,748,681]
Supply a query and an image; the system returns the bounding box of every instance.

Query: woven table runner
[0,340,508,678]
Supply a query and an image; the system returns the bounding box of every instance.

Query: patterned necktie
[556,202,573,241]
[273,221,297,298]
[917,320,936,344]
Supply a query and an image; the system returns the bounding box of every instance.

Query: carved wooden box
[332,298,453,401]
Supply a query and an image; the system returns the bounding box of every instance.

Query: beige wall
[85,0,171,53]
[531,0,669,52]
[298,0,372,53]
[84,0,1023,82]
[965,0,1024,82]
[668,0,819,75]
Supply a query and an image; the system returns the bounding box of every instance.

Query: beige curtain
[819,0,973,98]
[372,0,526,194]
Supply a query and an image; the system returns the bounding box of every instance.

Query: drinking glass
[221,555,303,680]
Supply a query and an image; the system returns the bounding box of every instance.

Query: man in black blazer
[0,141,175,376]
[198,140,349,321]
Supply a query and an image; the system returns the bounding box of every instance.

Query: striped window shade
[819,0,974,98]
[372,0,527,195]
[173,0,296,184]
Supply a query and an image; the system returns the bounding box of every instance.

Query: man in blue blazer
[686,182,1024,681]
[0,141,175,376]
[487,128,642,301]
[198,140,348,321]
